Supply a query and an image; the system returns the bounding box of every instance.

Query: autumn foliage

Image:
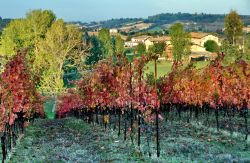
[159,53,250,110]
[0,51,44,132]
[57,53,249,121]
[57,55,160,122]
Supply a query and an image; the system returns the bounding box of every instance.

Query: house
[145,36,171,50]
[131,35,151,44]
[166,44,208,61]
[190,32,221,47]
[243,25,250,33]
[124,31,220,61]
[124,41,139,48]
[124,35,151,48]
[110,28,118,34]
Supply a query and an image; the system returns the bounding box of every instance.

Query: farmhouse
[125,35,151,48]
[131,35,151,43]
[145,36,171,50]
[190,32,220,47]
[109,28,118,34]
[124,41,139,48]
[243,25,250,33]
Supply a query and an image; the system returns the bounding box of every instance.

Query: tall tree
[135,43,146,56]
[35,19,83,95]
[243,34,250,61]
[224,10,243,45]
[26,10,56,51]
[0,19,27,56]
[115,35,125,55]
[147,42,166,80]
[98,28,112,57]
[220,40,242,64]
[85,36,104,66]
[148,42,166,57]
[0,10,55,59]
[0,10,85,93]
[169,23,191,62]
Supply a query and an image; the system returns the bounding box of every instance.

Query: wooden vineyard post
[118,110,121,136]
[138,67,142,147]
[156,109,160,157]
[95,106,99,124]
[1,134,6,163]
[215,108,219,131]
[124,110,127,141]
[244,109,248,140]
[138,111,141,146]
[130,108,133,134]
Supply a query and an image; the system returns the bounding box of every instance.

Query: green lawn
[44,98,55,119]
[145,60,172,78]
[145,60,210,78]
[9,117,250,162]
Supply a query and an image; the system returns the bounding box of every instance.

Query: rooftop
[132,35,151,40]
[190,32,210,39]
[149,36,171,42]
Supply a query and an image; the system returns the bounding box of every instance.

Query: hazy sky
[0,0,250,22]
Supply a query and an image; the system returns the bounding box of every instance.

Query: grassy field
[44,98,55,119]
[8,117,250,162]
[145,60,210,78]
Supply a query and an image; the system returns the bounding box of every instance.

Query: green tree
[243,34,250,61]
[224,10,243,45]
[148,42,166,57]
[135,43,146,55]
[169,23,191,62]
[0,10,85,114]
[85,36,104,66]
[204,40,219,53]
[0,19,27,56]
[0,10,55,58]
[221,40,242,65]
[0,10,84,94]
[115,35,125,55]
[35,19,83,95]
[98,28,112,57]
[147,42,166,80]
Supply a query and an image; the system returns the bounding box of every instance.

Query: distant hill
[0,17,11,32]
[80,12,250,33]
[146,13,224,24]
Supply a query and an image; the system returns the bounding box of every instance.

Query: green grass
[145,60,173,78]
[145,60,210,78]
[194,61,210,69]
[44,98,55,119]
[8,117,250,162]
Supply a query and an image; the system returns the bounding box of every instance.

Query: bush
[204,40,219,53]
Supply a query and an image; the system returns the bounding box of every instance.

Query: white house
[131,35,151,44]
[124,35,151,48]
[124,41,139,48]
[110,28,118,34]
[243,26,250,33]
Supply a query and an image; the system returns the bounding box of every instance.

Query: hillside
[80,12,250,32]
[0,17,11,32]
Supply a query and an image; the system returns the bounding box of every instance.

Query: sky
[0,0,250,22]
